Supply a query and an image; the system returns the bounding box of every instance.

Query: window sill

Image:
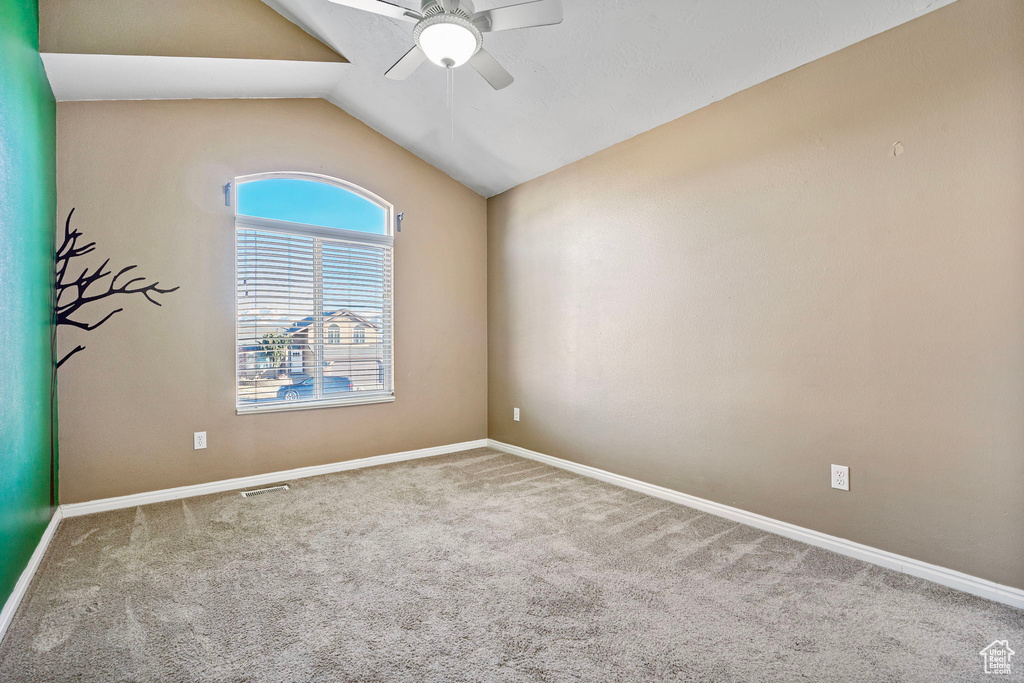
[236,393,395,415]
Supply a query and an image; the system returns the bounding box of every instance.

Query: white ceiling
[42,54,347,101]
[265,0,956,197]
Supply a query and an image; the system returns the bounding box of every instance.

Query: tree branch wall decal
[54,208,180,368]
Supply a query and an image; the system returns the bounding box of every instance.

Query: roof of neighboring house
[285,309,380,334]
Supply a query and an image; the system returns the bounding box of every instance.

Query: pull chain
[446,65,455,142]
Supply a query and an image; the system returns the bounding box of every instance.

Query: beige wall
[487,0,1024,589]
[41,0,343,62]
[57,98,486,503]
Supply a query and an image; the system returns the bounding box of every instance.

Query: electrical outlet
[831,464,849,491]
[194,432,207,450]
[513,407,520,422]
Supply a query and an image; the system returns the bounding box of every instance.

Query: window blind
[235,224,394,412]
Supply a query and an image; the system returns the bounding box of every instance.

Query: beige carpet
[1,448,1021,681]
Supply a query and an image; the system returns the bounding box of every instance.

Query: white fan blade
[472,0,562,32]
[326,0,421,22]
[442,0,459,12]
[385,45,427,80]
[468,49,514,90]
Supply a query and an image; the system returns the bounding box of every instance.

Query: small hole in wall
[893,142,904,157]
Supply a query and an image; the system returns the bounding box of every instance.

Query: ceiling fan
[326,0,563,90]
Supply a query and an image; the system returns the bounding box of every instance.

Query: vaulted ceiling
[264,0,956,196]
[41,0,957,197]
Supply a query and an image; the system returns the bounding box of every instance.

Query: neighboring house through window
[234,172,394,412]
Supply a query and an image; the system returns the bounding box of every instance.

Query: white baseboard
[0,507,63,644]
[487,439,1024,610]
[60,439,489,518]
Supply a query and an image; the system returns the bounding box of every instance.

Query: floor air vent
[241,484,289,498]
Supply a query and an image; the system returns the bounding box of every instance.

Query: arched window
[234,172,394,411]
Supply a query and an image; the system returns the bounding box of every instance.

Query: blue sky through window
[237,178,386,234]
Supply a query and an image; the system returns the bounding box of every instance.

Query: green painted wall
[0,0,57,604]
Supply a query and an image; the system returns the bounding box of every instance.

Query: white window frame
[233,171,395,414]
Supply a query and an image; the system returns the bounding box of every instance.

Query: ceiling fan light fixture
[414,14,482,68]
[354,0,562,89]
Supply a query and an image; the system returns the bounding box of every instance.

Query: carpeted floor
[1,448,1021,682]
